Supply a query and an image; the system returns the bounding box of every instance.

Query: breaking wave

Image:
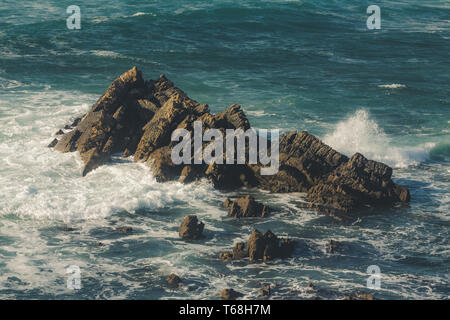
[323,109,433,168]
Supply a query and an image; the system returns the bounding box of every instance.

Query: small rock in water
[179,215,204,240]
[224,195,270,218]
[166,273,183,288]
[327,239,339,253]
[344,292,375,300]
[307,282,316,290]
[259,285,271,297]
[220,229,295,263]
[55,129,64,135]
[218,252,233,262]
[117,227,133,233]
[220,288,243,300]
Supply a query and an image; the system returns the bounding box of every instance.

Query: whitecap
[131,12,155,17]
[378,84,406,89]
[92,16,109,23]
[90,50,121,58]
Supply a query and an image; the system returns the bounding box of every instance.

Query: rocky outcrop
[50,67,410,215]
[54,66,149,176]
[306,152,410,214]
[252,131,347,193]
[179,215,204,240]
[253,131,410,214]
[344,292,375,300]
[220,229,295,263]
[224,195,270,218]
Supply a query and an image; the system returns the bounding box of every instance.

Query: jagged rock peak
[49,67,410,215]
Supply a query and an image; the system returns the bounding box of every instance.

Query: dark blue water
[0,0,448,299]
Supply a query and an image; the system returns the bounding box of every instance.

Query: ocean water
[0,0,449,299]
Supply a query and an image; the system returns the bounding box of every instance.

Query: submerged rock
[327,240,339,254]
[179,215,204,240]
[218,251,233,262]
[220,229,295,263]
[224,195,270,218]
[166,273,183,288]
[220,288,243,300]
[117,227,133,233]
[344,292,375,300]
[259,285,271,297]
[51,67,410,214]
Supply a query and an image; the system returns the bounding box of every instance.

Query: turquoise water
[0,0,448,299]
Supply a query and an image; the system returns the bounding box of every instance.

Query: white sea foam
[246,109,277,117]
[378,84,406,89]
[0,90,221,221]
[323,109,432,168]
[92,16,109,23]
[90,50,121,58]
[131,12,155,17]
[0,77,23,89]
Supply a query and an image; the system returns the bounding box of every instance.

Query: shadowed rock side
[51,67,410,215]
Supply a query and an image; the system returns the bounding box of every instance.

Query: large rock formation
[50,67,410,215]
